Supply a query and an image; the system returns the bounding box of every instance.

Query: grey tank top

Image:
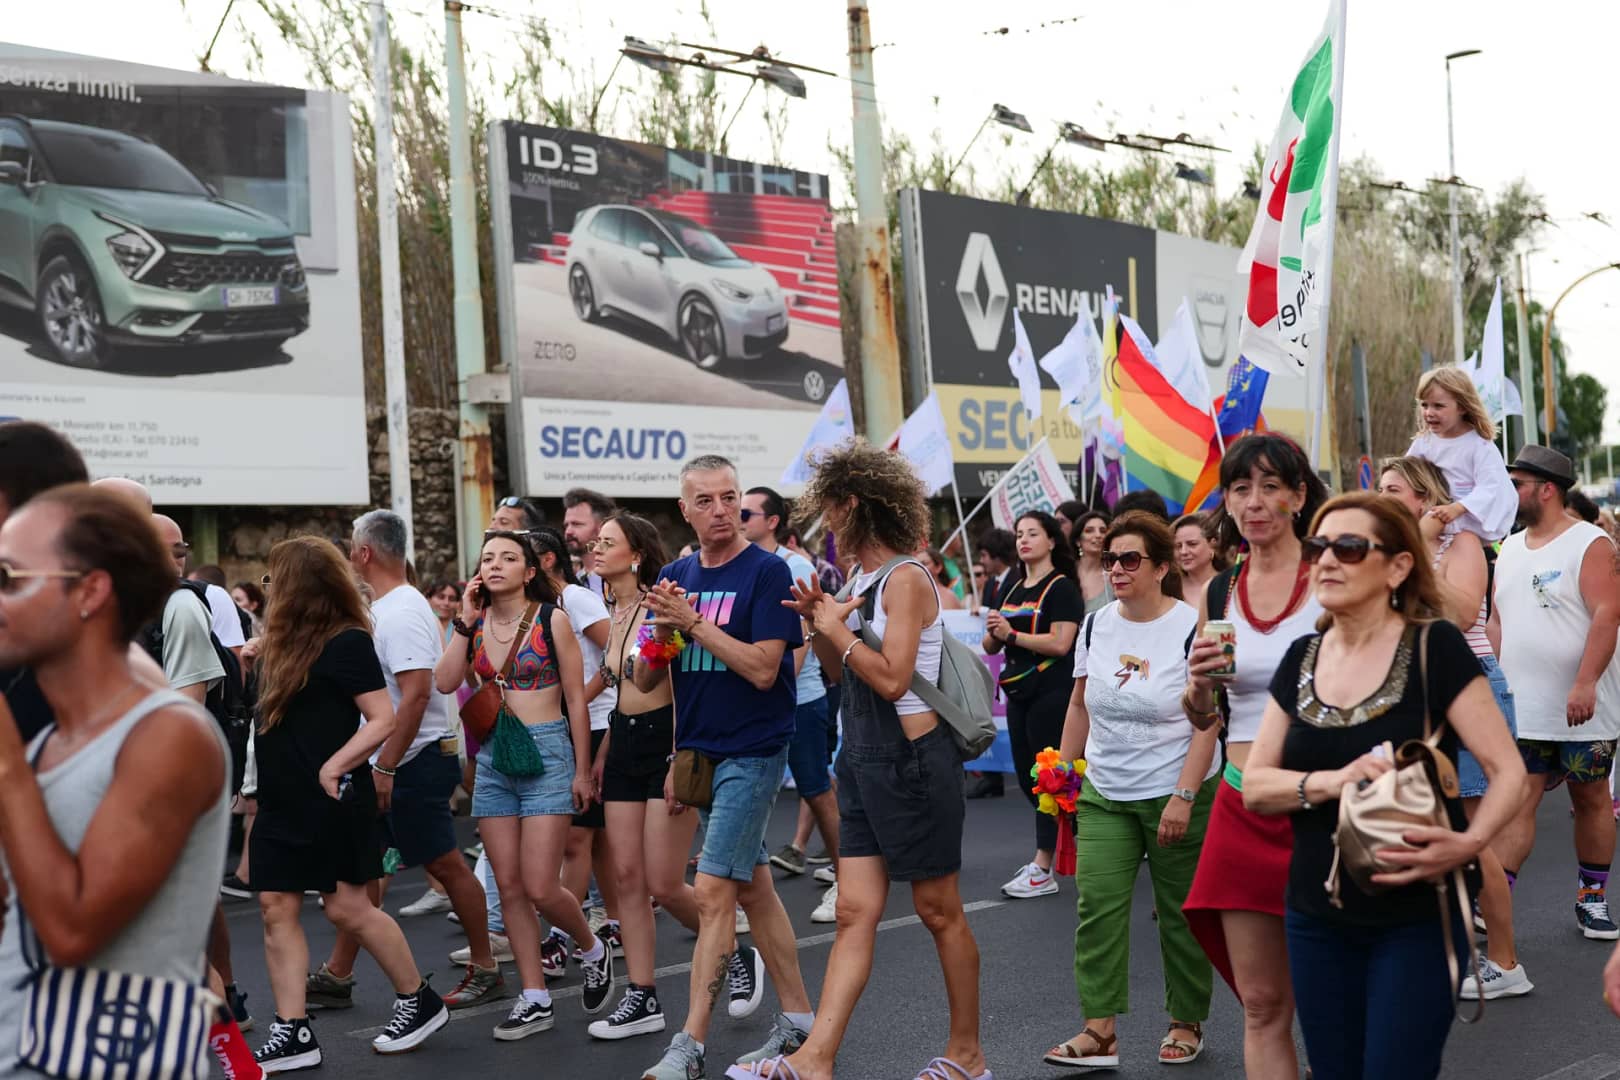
[0,689,230,1077]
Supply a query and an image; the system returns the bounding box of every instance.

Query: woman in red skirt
[1180,435,1326,1080]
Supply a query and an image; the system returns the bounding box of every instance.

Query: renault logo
[955,232,1008,351]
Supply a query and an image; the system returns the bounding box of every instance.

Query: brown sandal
[1043,1026,1119,1068]
[1158,1022,1203,1065]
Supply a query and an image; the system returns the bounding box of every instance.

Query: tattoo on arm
[706,952,730,1007]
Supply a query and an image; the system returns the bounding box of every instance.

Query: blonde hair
[1377,455,1453,509]
[1415,366,1495,442]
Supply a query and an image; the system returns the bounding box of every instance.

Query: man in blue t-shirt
[634,456,816,1080]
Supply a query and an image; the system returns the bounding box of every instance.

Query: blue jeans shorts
[786,695,832,798]
[1458,655,1516,799]
[385,746,460,867]
[697,744,789,883]
[472,719,576,818]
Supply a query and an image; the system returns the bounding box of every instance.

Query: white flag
[1154,298,1215,409]
[1503,376,1524,418]
[1474,278,1508,422]
[989,438,1076,530]
[897,392,956,495]
[780,378,854,486]
[1008,309,1043,421]
[1038,310,1099,407]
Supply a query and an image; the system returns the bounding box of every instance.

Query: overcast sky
[13,1,1616,442]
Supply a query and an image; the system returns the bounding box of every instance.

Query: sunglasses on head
[1302,535,1390,565]
[0,561,84,595]
[1100,551,1145,572]
[498,496,525,508]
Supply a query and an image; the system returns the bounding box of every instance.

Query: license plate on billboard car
[767,313,785,331]
[222,285,278,307]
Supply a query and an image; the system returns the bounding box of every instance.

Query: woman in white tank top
[1178,435,1327,1080]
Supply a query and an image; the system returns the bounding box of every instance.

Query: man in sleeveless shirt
[1490,446,1620,942]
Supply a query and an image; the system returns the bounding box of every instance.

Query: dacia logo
[955,232,1008,352]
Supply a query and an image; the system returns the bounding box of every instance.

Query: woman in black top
[1243,493,1524,1080]
[250,536,448,1067]
[983,510,1083,899]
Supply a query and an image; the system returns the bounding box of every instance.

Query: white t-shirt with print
[1073,599,1214,802]
[561,583,613,731]
[370,584,455,766]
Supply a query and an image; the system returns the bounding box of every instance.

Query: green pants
[1072,774,1217,1020]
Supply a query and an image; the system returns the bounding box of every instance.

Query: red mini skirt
[1181,775,1293,997]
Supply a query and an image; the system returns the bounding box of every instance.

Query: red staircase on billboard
[531,190,841,331]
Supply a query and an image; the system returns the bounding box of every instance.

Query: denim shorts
[1458,655,1517,799]
[385,747,460,867]
[696,744,789,883]
[472,719,576,818]
[786,695,832,798]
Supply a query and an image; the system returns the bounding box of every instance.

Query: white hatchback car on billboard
[566,203,789,370]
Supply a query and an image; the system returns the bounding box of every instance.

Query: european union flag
[1217,357,1268,440]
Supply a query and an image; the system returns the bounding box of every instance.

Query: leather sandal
[1158,1022,1203,1065]
[1043,1026,1119,1068]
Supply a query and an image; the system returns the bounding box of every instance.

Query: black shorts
[385,747,460,867]
[836,725,964,882]
[572,728,609,828]
[250,797,383,895]
[601,705,674,803]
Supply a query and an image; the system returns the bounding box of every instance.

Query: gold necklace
[487,621,519,645]
[611,591,646,627]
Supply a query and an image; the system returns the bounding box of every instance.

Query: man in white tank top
[1489,446,1620,943]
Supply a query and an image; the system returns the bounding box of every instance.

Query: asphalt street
[217,787,1620,1080]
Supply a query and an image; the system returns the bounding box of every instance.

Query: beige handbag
[1326,623,1484,1022]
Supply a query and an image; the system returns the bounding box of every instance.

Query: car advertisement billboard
[0,43,366,505]
[489,121,844,496]
[900,188,1306,499]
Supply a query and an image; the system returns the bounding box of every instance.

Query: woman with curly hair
[737,440,990,1080]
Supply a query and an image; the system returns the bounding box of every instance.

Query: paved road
[217,788,1620,1080]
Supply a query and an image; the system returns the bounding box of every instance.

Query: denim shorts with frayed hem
[696,745,788,883]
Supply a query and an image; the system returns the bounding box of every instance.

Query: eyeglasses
[1510,476,1549,490]
[1302,535,1390,565]
[739,508,760,522]
[1100,551,1145,572]
[0,562,84,595]
[584,538,618,553]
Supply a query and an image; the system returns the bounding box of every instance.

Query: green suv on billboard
[0,116,309,369]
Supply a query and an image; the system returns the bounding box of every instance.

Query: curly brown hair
[792,438,929,558]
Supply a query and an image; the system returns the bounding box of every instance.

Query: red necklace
[1235,556,1311,634]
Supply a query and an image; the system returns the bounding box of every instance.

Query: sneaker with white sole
[813,864,837,885]
[371,982,449,1054]
[806,847,832,866]
[398,888,453,917]
[770,843,807,875]
[304,964,354,1010]
[579,929,617,1014]
[442,963,508,1009]
[1578,891,1620,940]
[1460,957,1534,1000]
[493,998,554,1041]
[1001,861,1058,899]
[811,882,838,924]
[734,1012,810,1066]
[254,1017,321,1074]
[576,922,624,961]
[727,942,765,1018]
[642,1032,705,1080]
[735,905,751,936]
[541,931,569,978]
[588,983,666,1040]
[451,931,514,965]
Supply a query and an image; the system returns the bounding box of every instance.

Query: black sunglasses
[1100,551,1145,572]
[1303,535,1390,565]
[739,508,761,522]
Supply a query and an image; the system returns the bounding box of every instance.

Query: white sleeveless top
[847,560,943,716]
[1220,570,1324,744]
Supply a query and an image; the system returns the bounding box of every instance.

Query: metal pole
[372,0,413,555]
[1513,253,1539,448]
[1541,263,1620,443]
[847,0,904,441]
[1446,59,1465,366]
[948,481,980,609]
[718,77,758,157]
[942,114,991,193]
[446,1,493,571]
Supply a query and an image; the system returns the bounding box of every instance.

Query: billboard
[0,43,368,505]
[489,122,844,496]
[899,189,1306,498]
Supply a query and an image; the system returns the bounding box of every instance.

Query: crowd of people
[1,361,1619,1080]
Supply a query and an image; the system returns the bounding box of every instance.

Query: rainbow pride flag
[1114,316,1216,516]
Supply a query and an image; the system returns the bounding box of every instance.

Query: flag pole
[1307,0,1348,474]
[948,480,980,608]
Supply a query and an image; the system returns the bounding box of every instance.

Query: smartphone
[476,582,492,608]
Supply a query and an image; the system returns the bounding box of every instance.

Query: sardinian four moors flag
[1237,0,1347,377]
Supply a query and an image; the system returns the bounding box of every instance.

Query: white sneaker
[450,932,514,965]
[1460,957,1534,1000]
[1001,861,1058,899]
[811,882,838,924]
[813,864,837,885]
[399,888,453,917]
[735,905,751,936]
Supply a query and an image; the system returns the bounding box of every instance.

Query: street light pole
[1540,262,1620,442]
[1445,49,1480,366]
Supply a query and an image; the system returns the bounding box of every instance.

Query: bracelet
[841,639,861,666]
[450,617,473,638]
[1007,630,1018,646]
[1297,772,1313,810]
[1182,687,1220,722]
[636,624,686,668]
[373,764,398,778]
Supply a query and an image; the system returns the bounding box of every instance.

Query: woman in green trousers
[1043,511,1221,1069]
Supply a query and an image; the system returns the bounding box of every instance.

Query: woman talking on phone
[435,530,614,1042]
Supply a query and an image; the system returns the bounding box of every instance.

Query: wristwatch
[1173,788,1197,803]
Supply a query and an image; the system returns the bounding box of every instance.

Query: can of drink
[1203,620,1237,680]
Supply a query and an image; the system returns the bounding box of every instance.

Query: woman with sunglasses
[1072,511,1112,615]
[1180,433,1326,1080]
[435,530,614,1041]
[1243,494,1525,1079]
[984,510,1083,901]
[1041,512,1219,1068]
